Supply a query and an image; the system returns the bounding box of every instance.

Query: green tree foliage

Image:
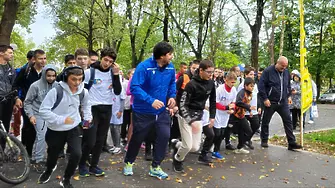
[10,29,35,67]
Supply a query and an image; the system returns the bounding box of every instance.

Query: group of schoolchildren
[8,42,311,188]
[171,60,262,173]
[10,47,129,188]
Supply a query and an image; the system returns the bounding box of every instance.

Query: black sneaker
[37,165,57,184]
[60,178,74,188]
[172,155,184,173]
[288,143,302,151]
[261,142,269,148]
[198,153,212,164]
[58,152,65,159]
[245,141,254,150]
[225,144,236,150]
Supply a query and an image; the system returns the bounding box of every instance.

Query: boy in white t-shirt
[212,72,237,159]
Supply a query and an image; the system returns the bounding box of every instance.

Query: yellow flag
[299,0,312,113]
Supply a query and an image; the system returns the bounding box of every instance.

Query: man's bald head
[275,56,288,72]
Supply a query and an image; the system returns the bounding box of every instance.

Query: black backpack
[51,85,85,110]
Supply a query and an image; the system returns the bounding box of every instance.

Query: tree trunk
[316,18,324,99]
[0,0,20,45]
[163,2,169,42]
[250,26,260,69]
[269,0,276,65]
[279,0,285,56]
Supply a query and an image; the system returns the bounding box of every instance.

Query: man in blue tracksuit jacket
[123,41,176,179]
[123,42,176,179]
[258,56,302,150]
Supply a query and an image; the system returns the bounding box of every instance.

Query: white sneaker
[113,147,122,154]
[234,148,250,154]
[308,120,314,124]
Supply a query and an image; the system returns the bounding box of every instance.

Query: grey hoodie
[39,81,92,131]
[24,64,58,118]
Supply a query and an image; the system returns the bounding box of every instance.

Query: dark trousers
[45,127,82,179]
[0,98,14,148]
[145,126,156,154]
[291,108,305,129]
[21,109,36,157]
[81,105,112,167]
[246,115,260,139]
[170,116,181,140]
[201,125,214,154]
[229,115,253,149]
[124,110,171,167]
[213,127,225,152]
[261,103,296,144]
[223,126,232,145]
[79,123,97,166]
[121,109,131,139]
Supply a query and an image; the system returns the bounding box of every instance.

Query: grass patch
[269,129,335,156]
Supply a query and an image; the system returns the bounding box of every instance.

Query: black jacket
[179,73,216,124]
[258,65,291,104]
[13,64,42,100]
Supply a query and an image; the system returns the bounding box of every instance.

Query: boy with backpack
[24,65,58,173]
[79,47,121,177]
[38,66,91,188]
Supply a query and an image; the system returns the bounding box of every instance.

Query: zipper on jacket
[278,72,283,102]
[268,87,272,97]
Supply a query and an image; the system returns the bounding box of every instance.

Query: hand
[250,106,257,110]
[82,120,92,129]
[13,106,18,114]
[191,122,201,134]
[152,99,164,110]
[64,117,74,125]
[167,98,176,109]
[30,116,36,125]
[258,108,262,115]
[209,119,215,128]
[292,89,296,94]
[116,111,122,119]
[227,109,234,114]
[313,98,316,102]
[264,99,271,107]
[111,63,120,75]
[15,98,22,108]
[288,97,292,105]
[228,103,235,109]
[249,112,253,117]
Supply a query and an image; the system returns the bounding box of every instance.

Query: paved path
[1,104,334,187]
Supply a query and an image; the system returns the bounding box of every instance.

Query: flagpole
[299,0,305,146]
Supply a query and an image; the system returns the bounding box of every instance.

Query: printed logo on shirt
[220,96,226,101]
[93,79,102,84]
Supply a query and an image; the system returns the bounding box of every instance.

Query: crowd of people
[0,41,317,188]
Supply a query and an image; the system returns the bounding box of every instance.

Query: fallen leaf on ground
[181,173,188,177]
[259,175,266,180]
[221,176,226,180]
[166,177,171,181]
[321,177,328,180]
[288,169,292,172]
[270,168,275,172]
[230,166,236,169]
[253,161,257,164]
[209,163,215,168]
[238,173,243,176]
[56,175,61,180]
[73,176,80,181]
[188,167,193,171]
[176,178,182,183]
